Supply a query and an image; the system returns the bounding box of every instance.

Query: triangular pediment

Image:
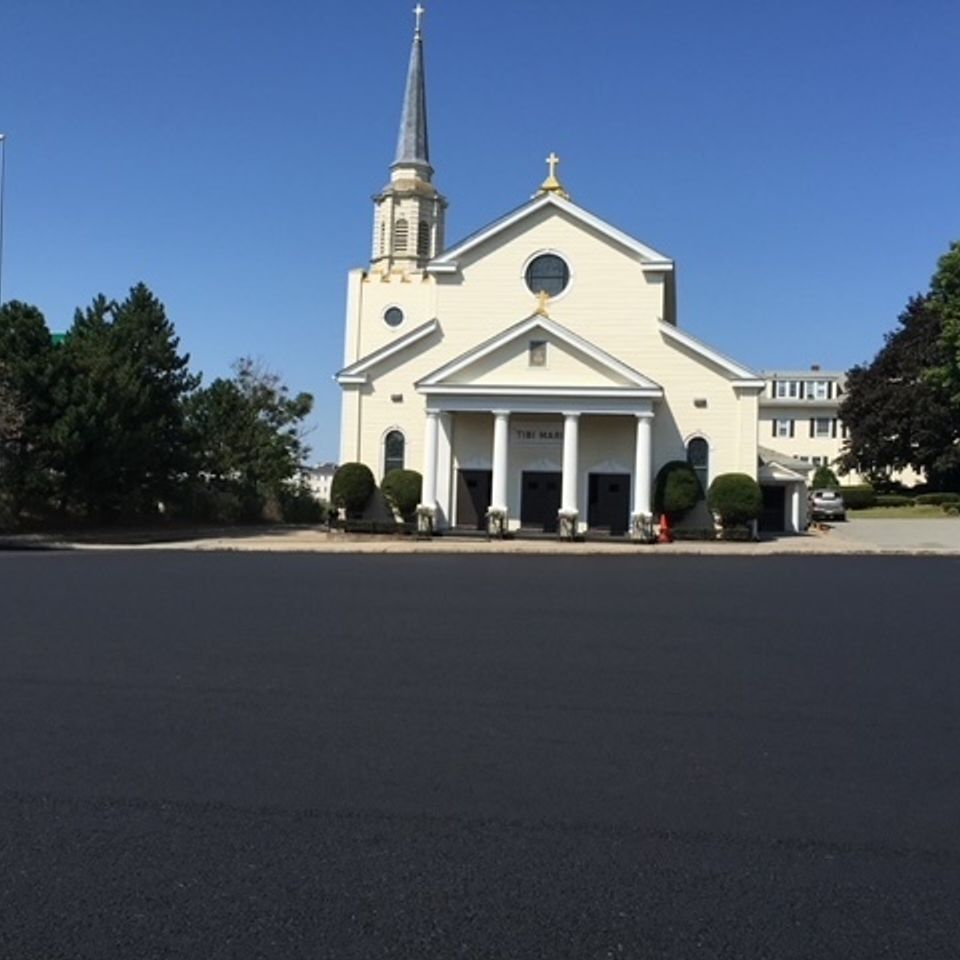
[427,194,674,275]
[417,315,662,395]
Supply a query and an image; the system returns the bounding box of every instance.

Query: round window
[384,307,404,328]
[525,254,569,297]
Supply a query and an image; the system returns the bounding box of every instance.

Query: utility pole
[0,133,6,307]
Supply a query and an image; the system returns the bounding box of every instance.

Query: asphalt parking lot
[1,552,958,959]
[825,516,960,551]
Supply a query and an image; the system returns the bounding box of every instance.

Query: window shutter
[832,419,838,438]
[790,421,795,438]
[809,418,815,438]
[799,381,805,400]
[772,420,777,437]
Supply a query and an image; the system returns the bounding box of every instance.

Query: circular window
[384,307,404,328]
[525,254,570,297]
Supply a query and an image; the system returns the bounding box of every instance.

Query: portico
[416,394,659,536]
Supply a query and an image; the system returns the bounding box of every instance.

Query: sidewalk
[6,524,959,556]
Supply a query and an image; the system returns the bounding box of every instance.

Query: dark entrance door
[520,472,562,532]
[588,473,630,535]
[456,469,492,529]
[759,485,786,532]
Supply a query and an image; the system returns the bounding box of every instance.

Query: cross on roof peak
[414,3,425,34]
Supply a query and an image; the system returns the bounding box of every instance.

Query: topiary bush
[331,462,376,519]
[653,461,702,521]
[839,484,876,510]
[811,465,839,489]
[916,492,960,505]
[707,473,762,528]
[380,469,422,521]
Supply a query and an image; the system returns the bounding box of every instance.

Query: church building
[337,8,808,536]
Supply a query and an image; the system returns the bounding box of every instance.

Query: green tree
[840,244,960,489]
[653,460,701,521]
[51,285,198,517]
[933,241,960,405]
[331,463,376,519]
[811,464,839,489]
[707,473,762,528]
[381,468,422,521]
[0,301,56,520]
[186,358,313,518]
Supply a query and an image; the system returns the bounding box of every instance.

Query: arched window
[394,219,409,252]
[384,430,405,475]
[687,437,709,495]
[417,221,430,258]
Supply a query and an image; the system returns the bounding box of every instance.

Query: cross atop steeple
[414,3,425,35]
[537,151,570,200]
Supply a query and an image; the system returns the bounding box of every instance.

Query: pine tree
[51,285,199,518]
[0,301,56,519]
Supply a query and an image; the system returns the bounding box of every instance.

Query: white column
[420,409,440,509]
[491,411,510,512]
[632,413,653,516]
[435,413,453,528]
[561,413,580,514]
[790,484,801,533]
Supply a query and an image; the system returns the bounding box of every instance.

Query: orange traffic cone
[657,513,672,543]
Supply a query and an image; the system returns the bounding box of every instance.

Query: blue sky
[2,0,958,461]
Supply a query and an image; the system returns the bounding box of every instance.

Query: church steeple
[371,4,447,271]
[393,3,431,176]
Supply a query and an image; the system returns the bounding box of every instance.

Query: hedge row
[915,493,960,505]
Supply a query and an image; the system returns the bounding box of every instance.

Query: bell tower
[371,4,447,272]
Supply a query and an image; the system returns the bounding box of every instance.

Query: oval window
[384,307,404,328]
[525,254,570,297]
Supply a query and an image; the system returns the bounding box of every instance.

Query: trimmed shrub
[653,461,701,521]
[811,465,839,489]
[840,484,876,510]
[707,473,762,528]
[380,469,422,522]
[874,494,913,507]
[331,462,376,518]
[916,492,960,505]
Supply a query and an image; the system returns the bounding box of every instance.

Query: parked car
[809,489,846,522]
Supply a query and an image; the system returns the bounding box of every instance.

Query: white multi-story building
[758,368,850,476]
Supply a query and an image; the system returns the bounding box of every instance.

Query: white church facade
[337,9,810,536]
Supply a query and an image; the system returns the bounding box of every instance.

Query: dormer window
[529,340,547,367]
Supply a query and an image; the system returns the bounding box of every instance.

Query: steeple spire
[370,4,447,271]
[393,4,431,175]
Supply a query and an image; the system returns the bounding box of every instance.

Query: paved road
[826,516,960,552]
[1,553,958,959]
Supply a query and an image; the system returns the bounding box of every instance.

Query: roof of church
[393,16,430,171]
[429,192,674,272]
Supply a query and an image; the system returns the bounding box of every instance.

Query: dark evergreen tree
[0,301,56,519]
[840,244,960,489]
[51,285,198,517]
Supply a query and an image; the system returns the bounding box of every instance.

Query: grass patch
[851,504,956,519]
